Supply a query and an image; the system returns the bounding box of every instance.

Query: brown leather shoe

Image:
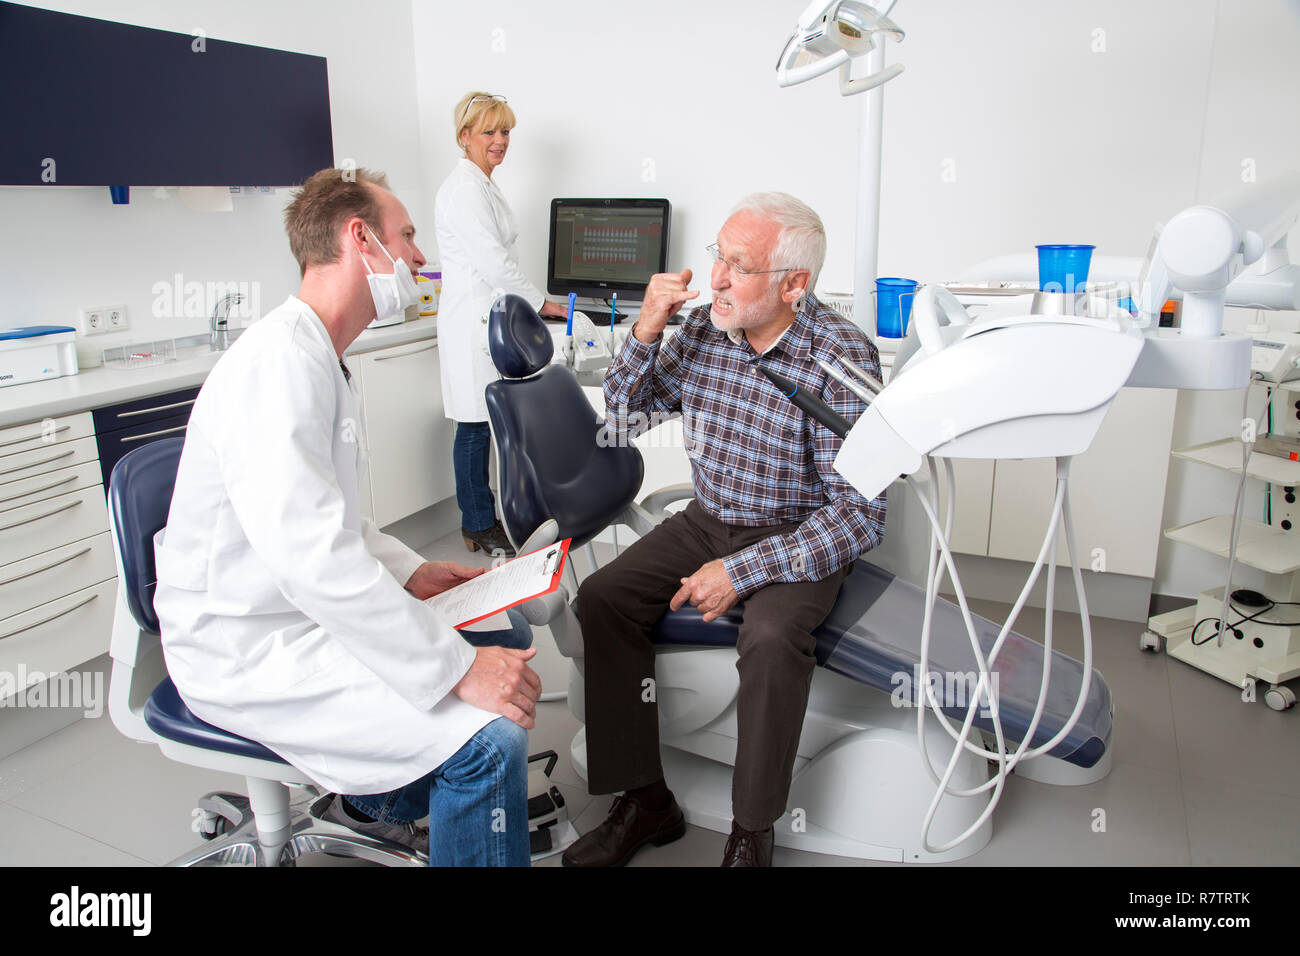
[720,820,774,867]
[561,792,686,867]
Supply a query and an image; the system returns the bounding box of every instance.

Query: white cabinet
[947,387,1178,578]
[354,339,456,528]
[0,412,115,686]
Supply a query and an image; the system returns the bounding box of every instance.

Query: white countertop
[0,318,438,429]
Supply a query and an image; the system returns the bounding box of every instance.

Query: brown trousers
[575,500,849,831]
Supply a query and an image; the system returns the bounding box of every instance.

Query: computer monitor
[547,198,671,303]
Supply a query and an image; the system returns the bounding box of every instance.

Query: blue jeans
[344,609,533,866]
[453,421,497,533]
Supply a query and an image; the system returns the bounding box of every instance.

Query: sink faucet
[210,293,243,351]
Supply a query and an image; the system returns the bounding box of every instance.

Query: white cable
[912,474,1064,767]
[906,456,1095,853]
[1214,376,1288,648]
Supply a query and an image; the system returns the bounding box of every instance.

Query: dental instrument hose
[906,455,1094,854]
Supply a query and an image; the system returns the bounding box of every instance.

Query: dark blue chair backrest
[485,295,645,549]
[108,437,184,635]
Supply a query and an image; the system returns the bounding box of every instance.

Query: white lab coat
[434,158,545,422]
[152,296,493,795]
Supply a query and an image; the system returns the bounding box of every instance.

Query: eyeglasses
[462,94,507,120]
[705,242,797,278]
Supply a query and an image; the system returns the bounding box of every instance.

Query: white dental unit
[772,0,1300,856]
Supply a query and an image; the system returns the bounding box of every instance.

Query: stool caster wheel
[196,809,228,841]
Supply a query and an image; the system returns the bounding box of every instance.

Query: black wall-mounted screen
[547,198,671,302]
[0,1,333,186]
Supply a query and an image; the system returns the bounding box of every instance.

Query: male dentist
[153,167,540,866]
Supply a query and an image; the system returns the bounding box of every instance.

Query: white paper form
[424,543,567,628]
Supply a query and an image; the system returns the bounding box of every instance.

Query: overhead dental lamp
[775,0,905,95]
[775,1,906,336]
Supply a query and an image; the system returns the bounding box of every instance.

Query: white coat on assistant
[152,296,494,795]
[434,157,546,423]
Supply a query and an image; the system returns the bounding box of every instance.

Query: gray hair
[729,192,827,294]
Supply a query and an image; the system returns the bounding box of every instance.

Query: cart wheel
[1265,685,1296,712]
[1139,631,1161,653]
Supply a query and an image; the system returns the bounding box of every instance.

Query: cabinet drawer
[92,387,200,432]
[0,461,103,512]
[96,413,191,489]
[0,412,94,457]
[0,578,117,686]
[0,437,99,484]
[0,532,117,620]
[0,486,109,568]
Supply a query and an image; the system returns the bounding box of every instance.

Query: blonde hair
[453,92,517,152]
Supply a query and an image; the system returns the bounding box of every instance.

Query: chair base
[569,721,994,864]
[171,787,425,867]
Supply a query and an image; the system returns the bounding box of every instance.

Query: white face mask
[359,225,421,320]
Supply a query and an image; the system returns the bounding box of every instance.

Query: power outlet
[79,304,128,336]
[79,307,107,335]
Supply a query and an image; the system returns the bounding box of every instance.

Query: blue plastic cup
[1036,244,1095,294]
[876,277,918,338]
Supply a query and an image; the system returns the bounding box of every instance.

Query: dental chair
[485,294,1115,863]
[106,438,424,866]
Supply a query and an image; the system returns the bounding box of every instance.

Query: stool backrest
[107,437,184,634]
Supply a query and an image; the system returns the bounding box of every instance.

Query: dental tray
[102,339,178,369]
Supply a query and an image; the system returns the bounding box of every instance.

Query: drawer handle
[0,448,75,477]
[0,545,92,587]
[0,592,98,641]
[120,424,188,444]
[0,423,71,449]
[115,399,197,419]
[374,342,438,361]
[0,499,82,532]
[0,473,77,505]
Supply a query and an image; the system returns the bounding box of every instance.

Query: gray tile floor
[2,530,1295,867]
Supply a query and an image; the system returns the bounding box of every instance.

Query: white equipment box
[0,326,79,388]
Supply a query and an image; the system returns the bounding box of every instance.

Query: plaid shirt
[603,293,886,598]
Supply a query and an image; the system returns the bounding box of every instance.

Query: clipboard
[424,538,572,629]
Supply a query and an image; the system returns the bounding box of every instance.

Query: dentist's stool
[106,438,423,867]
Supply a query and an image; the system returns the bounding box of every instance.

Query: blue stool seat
[652,558,1112,769]
[144,678,287,764]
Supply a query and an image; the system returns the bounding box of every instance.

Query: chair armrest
[639,482,695,514]
[519,586,584,658]
[518,588,566,626]
[517,519,559,556]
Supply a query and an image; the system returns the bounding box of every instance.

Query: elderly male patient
[563,192,886,868]
[153,167,541,866]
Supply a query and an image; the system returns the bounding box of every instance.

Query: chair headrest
[489,294,554,378]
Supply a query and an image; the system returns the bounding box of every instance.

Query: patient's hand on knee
[670,559,739,623]
[452,646,542,729]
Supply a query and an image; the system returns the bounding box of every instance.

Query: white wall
[0,0,423,351]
